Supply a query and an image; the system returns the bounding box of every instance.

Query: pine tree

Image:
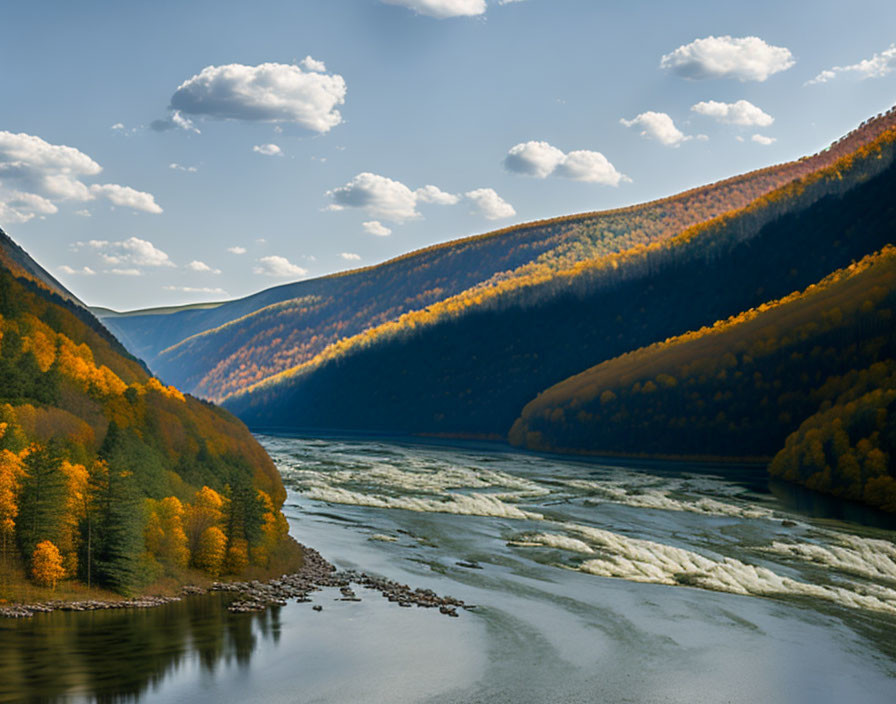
[17,442,67,563]
[92,465,143,594]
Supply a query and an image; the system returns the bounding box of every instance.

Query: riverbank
[1,544,470,619]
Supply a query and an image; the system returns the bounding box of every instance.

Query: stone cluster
[222,546,470,617]
[1,545,470,620]
[0,595,181,619]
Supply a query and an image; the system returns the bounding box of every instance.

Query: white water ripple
[302,485,544,520]
[513,525,896,616]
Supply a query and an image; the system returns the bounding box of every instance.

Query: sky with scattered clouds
[2,0,894,309]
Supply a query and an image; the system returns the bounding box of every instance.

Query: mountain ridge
[99,106,896,401]
[224,114,896,441]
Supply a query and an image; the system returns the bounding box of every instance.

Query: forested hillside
[100,108,896,401]
[226,118,896,441]
[0,229,296,598]
[508,247,896,511]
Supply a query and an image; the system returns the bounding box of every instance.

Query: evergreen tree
[17,441,67,564]
[225,471,265,548]
[92,465,143,594]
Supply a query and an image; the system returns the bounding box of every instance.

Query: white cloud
[187,260,221,273]
[751,134,776,145]
[465,188,515,220]
[328,173,417,221]
[0,131,162,222]
[107,268,142,276]
[555,150,630,185]
[505,140,628,185]
[340,252,362,261]
[163,286,228,295]
[111,123,125,131]
[363,220,392,237]
[169,162,198,172]
[57,265,95,276]
[227,246,247,255]
[620,112,694,147]
[381,0,486,18]
[78,237,175,268]
[253,255,308,277]
[150,110,201,134]
[691,99,774,127]
[807,43,896,84]
[89,184,163,214]
[504,141,565,178]
[253,143,282,156]
[166,62,346,133]
[0,192,57,224]
[661,35,795,82]
[300,56,327,73]
[74,209,91,217]
[414,184,460,205]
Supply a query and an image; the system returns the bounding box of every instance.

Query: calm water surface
[2,436,895,703]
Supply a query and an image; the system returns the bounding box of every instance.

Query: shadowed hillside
[225,119,896,441]
[507,246,895,506]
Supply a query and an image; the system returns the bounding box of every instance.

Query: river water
[2,435,895,703]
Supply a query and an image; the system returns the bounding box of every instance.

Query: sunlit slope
[509,247,896,461]
[226,122,896,438]
[100,108,896,399]
[0,231,293,595]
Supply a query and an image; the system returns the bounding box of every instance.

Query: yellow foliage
[145,377,186,402]
[31,540,66,588]
[225,538,249,574]
[194,526,227,576]
[145,496,190,569]
[184,486,226,570]
[0,449,24,556]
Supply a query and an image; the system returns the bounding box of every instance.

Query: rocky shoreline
[1,545,470,619]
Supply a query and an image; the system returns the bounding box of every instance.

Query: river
[2,435,895,703]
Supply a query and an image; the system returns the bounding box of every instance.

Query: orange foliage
[0,449,24,558]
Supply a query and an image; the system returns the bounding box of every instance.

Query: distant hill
[508,247,896,511]
[98,107,896,401]
[224,112,896,442]
[0,227,297,597]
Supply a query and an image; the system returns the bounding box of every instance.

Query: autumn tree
[31,540,65,589]
[144,496,189,570]
[0,449,24,561]
[195,525,227,576]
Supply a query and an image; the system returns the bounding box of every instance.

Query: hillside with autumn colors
[0,229,297,599]
[508,247,896,511]
[223,110,896,446]
[99,108,896,402]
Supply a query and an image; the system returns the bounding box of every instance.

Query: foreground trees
[0,250,292,595]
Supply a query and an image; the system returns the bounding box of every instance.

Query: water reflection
[0,594,277,703]
[768,479,896,530]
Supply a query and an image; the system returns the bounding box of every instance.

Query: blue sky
[2,0,894,310]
